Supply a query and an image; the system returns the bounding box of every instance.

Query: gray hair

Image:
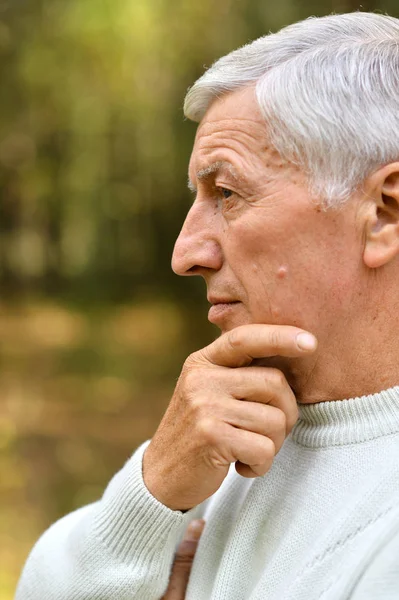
[184,13,399,206]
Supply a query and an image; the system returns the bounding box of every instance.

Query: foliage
[1,0,399,597]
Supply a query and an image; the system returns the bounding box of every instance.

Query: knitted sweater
[16,386,399,600]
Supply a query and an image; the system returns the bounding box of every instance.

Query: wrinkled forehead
[188,87,270,178]
[197,85,260,126]
[193,88,264,145]
[188,106,294,192]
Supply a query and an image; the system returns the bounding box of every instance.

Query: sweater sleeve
[15,441,205,600]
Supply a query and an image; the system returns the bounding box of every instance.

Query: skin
[172,85,399,403]
[149,85,399,599]
[161,520,205,600]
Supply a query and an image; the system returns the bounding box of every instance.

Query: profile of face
[172,86,365,343]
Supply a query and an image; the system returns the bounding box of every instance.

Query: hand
[161,520,205,600]
[143,324,317,511]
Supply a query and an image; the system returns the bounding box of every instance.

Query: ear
[363,164,399,269]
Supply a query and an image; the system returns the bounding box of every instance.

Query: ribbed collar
[292,386,399,448]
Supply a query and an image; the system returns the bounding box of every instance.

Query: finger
[161,519,205,600]
[196,366,298,433]
[227,427,276,477]
[235,460,268,478]
[222,366,298,432]
[221,401,287,452]
[198,324,317,368]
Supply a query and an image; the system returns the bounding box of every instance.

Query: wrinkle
[197,135,265,158]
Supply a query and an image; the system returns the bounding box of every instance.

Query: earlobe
[363,166,399,269]
[364,231,399,269]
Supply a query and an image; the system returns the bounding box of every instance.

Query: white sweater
[16,386,399,599]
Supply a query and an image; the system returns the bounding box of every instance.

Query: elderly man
[17,11,399,600]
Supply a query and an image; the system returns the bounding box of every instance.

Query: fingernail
[185,519,205,541]
[296,333,317,351]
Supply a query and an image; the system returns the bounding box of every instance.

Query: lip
[207,295,238,304]
[208,301,240,324]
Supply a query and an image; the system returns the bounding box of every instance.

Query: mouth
[208,301,240,324]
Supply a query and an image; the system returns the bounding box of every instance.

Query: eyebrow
[187,161,239,193]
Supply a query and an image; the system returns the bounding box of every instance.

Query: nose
[172,201,223,276]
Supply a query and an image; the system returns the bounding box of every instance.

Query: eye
[220,187,233,199]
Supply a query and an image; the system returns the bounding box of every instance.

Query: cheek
[240,250,334,327]
[226,209,360,325]
[227,221,299,316]
[229,221,281,269]
[270,254,358,328]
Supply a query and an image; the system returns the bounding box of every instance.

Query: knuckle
[173,555,194,569]
[268,368,286,388]
[260,437,276,461]
[273,409,287,432]
[183,367,206,391]
[184,350,205,369]
[196,417,217,445]
[175,540,198,561]
[183,354,196,369]
[287,406,300,433]
[227,327,245,350]
[268,328,282,350]
[189,395,207,417]
[249,437,275,468]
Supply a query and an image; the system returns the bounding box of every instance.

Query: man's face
[172,86,363,341]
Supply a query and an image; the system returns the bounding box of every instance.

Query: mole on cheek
[277,266,288,279]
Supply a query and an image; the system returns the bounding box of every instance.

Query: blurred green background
[1,0,398,597]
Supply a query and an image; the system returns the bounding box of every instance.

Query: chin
[216,317,253,335]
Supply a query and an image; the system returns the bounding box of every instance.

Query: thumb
[161,519,205,600]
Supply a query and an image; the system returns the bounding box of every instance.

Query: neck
[253,345,398,404]
[291,350,399,404]
[299,328,399,404]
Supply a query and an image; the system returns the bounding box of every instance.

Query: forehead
[198,85,262,127]
[189,86,270,178]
